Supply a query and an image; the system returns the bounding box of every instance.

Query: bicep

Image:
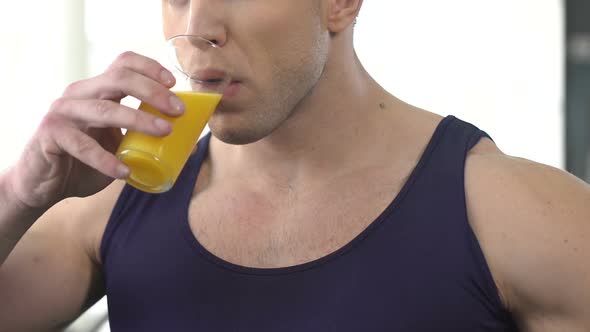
[511,172,590,331]
[0,200,106,331]
[466,153,590,331]
[0,176,127,332]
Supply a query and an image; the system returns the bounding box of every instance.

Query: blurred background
[0,1,587,331]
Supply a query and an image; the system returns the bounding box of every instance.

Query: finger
[64,51,175,97]
[109,51,176,87]
[62,67,185,117]
[51,122,130,179]
[50,98,173,137]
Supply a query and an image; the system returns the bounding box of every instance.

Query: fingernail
[154,117,172,132]
[160,70,175,86]
[169,95,186,114]
[116,164,130,179]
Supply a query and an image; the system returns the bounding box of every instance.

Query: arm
[0,51,181,331]
[465,146,590,331]
[0,170,45,266]
[0,176,124,331]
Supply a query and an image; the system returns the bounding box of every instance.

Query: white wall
[0,1,87,171]
[85,1,166,75]
[355,0,564,167]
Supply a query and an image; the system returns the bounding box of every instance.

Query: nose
[184,0,227,47]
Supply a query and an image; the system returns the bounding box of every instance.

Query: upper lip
[190,68,240,83]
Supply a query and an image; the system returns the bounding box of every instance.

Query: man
[0,0,589,331]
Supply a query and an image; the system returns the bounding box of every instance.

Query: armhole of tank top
[461,129,516,323]
[100,184,135,267]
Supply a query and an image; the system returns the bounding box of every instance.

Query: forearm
[0,169,46,266]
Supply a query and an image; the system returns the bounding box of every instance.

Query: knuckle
[38,115,68,142]
[49,97,68,114]
[128,109,143,128]
[155,87,171,99]
[107,67,129,81]
[148,87,169,104]
[94,99,114,118]
[39,113,59,131]
[73,134,96,156]
[115,51,137,65]
[62,81,81,97]
[98,151,116,169]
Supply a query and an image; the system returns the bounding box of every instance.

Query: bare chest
[187,170,408,269]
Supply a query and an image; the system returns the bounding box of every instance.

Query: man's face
[162,0,330,145]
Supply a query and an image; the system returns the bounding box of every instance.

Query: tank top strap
[399,116,513,324]
[175,132,212,197]
[417,116,492,189]
[100,132,212,265]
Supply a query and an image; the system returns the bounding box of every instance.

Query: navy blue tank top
[101,115,519,331]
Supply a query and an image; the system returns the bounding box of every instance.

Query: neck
[210,53,404,187]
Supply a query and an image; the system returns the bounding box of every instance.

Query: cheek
[236,7,324,87]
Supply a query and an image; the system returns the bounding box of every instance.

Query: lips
[223,81,242,98]
[189,69,230,83]
[187,68,243,97]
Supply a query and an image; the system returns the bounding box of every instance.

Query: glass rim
[165,34,220,49]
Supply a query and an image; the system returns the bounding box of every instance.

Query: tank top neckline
[179,116,455,276]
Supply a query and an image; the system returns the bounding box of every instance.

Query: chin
[211,131,262,145]
[208,123,269,146]
[207,100,293,145]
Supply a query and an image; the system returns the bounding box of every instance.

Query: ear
[325,0,363,33]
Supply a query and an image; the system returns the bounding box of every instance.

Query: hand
[7,51,186,210]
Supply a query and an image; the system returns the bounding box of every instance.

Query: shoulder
[464,138,588,208]
[464,139,590,328]
[464,139,589,230]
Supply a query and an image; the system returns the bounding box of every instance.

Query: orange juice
[116,91,221,193]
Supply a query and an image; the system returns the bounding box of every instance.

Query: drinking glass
[116,35,232,193]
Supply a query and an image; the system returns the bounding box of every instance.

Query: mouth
[203,78,224,84]
[187,68,243,97]
[192,78,227,89]
[223,81,242,98]
[189,69,230,83]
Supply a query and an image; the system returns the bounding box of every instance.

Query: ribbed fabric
[101,115,519,331]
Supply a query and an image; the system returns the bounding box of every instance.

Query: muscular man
[1,1,589,331]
